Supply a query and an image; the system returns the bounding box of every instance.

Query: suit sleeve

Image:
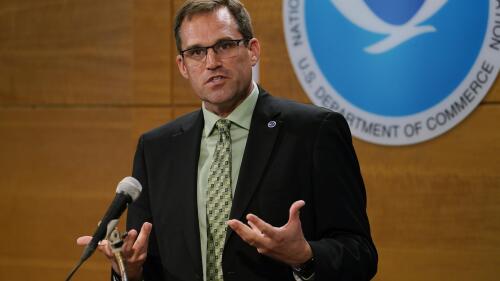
[126,135,165,281]
[308,112,378,280]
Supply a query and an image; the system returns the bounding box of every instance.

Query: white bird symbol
[330,0,448,54]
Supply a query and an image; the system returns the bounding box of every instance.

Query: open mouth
[206,75,226,84]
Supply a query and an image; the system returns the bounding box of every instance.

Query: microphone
[66,177,142,281]
[80,176,142,262]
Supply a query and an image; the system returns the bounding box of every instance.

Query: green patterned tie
[206,119,232,281]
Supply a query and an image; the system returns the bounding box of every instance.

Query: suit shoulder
[140,109,201,141]
[265,94,344,123]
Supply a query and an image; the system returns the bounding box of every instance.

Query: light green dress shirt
[197,82,259,281]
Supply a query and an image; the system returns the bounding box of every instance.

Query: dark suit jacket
[127,89,377,281]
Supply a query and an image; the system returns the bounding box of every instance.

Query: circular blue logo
[284,0,500,145]
[306,0,487,116]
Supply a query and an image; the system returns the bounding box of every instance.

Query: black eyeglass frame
[179,38,250,59]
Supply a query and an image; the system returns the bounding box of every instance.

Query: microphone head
[116,176,142,201]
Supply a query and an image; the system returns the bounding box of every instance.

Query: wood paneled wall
[0,1,498,280]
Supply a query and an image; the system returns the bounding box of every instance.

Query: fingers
[123,229,138,255]
[76,235,114,259]
[75,223,152,279]
[98,239,115,259]
[246,214,277,239]
[227,219,253,240]
[121,222,152,263]
[132,222,152,257]
[76,236,92,246]
[227,219,261,245]
[288,200,305,225]
[230,201,307,264]
[247,220,262,234]
[76,222,153,258]
[228,217,275,251]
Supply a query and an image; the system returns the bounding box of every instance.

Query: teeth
[211,76,223,82]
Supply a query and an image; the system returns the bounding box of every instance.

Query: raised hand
[76,222,152,281]
[227,200,313,266]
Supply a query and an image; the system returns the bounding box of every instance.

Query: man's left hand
[227,200,313,267]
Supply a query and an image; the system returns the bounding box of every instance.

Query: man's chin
[202,87,233,102]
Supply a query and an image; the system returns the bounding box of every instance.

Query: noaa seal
[284,0,500,145]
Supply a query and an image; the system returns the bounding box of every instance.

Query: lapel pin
[267,121,277,128]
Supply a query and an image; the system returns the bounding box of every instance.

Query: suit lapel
[226,91,282,242]
[168,110,204,277]
[162,91,282,269]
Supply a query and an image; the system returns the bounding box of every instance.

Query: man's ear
[248,38,261,67]
[176,55,189,79]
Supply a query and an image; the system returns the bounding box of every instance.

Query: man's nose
[205,47,221,69]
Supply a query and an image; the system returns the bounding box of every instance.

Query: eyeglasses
[180,38,249,65]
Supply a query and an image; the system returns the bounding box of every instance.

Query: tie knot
[215,119,231,133]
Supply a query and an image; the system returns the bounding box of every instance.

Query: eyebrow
[183,37,236,50]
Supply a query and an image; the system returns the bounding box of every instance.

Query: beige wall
[0,1,499,280]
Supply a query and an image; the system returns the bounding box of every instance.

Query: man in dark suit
[78,0,377,280]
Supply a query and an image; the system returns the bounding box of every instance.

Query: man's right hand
[76,222,153,281]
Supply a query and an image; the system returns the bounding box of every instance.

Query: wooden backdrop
[0,1,499,280]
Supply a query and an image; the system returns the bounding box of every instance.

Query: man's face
[176,7,260,116]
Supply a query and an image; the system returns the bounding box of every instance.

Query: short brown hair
[174,0,254,52]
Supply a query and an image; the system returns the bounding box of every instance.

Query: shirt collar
[202,81,259,136]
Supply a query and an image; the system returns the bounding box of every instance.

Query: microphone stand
[108,227,128,281]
